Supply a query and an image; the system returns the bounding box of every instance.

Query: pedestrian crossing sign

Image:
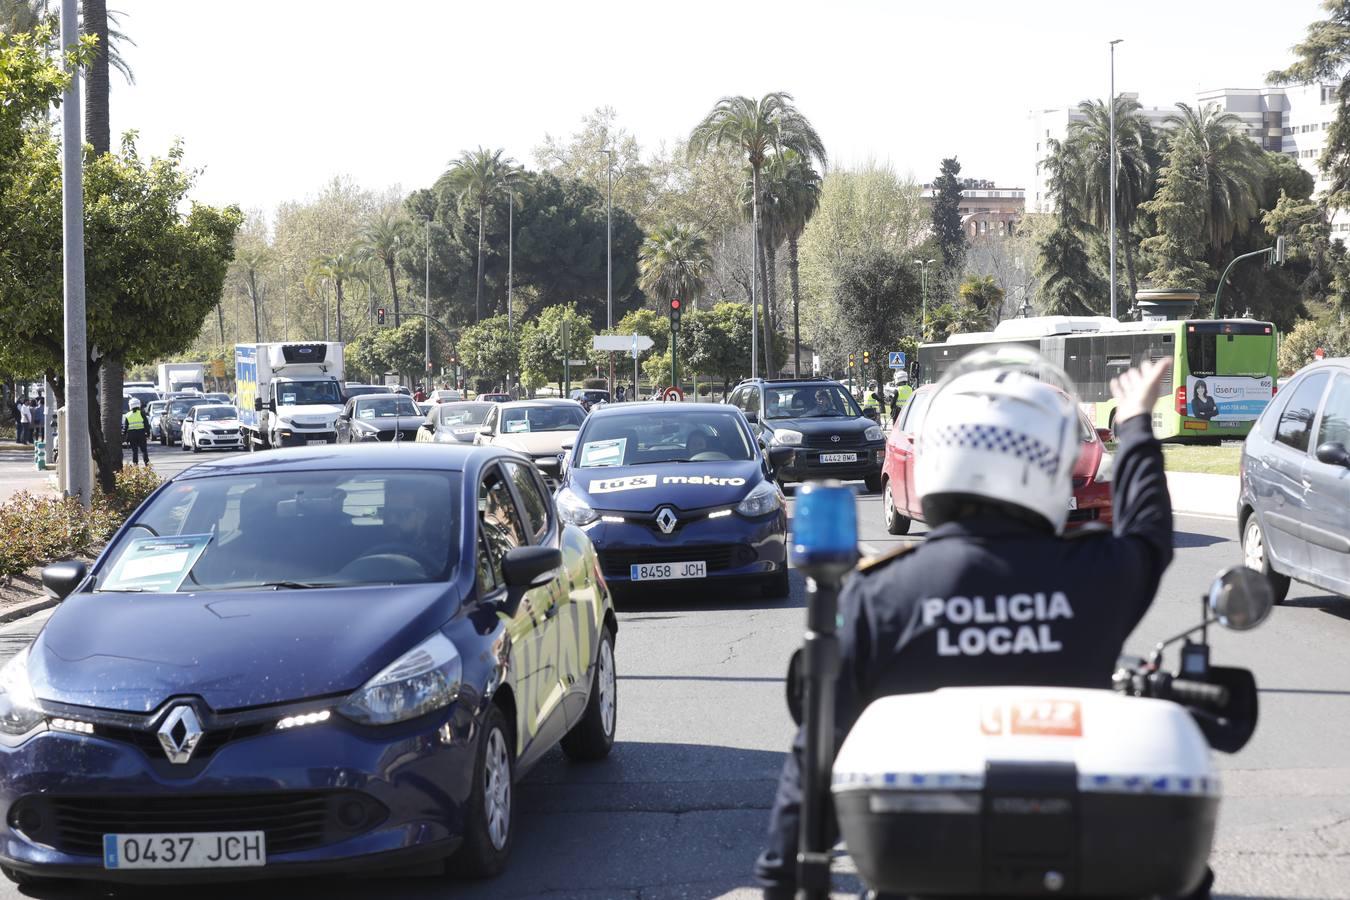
[888,351,906,369]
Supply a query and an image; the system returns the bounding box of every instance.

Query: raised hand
[1110,358,1171,424]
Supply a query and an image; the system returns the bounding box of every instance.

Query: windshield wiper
[259,580,342,590]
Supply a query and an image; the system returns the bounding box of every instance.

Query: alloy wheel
[483,727,511,851]
[598,636,616,739]
[1244,519,1266,573]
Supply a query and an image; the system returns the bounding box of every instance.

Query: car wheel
[191,436,200,453]
[561,626,617,762]
[883,480,912,536]
[1243,514,1291,605]
[864,474,884,494]
[762,568,791,599]
[448,703,514,879]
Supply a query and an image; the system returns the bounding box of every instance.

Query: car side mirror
[1315,441,1350,468]
[862,408,880,423]
[253,397,263,412]
[767,446,794,472]
[498,546,563,617]
[1096,427,1114,444]
[744,411,758,425]
[479,426,494,437]
[42,560,87,600]
[420,421,434,431]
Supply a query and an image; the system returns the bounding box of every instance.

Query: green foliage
[1139,140,1217,291]
[1279,316,1350,372]
[0,23,89,176]
[1269,1,1350,208]
[1165,103,1269,263]
[1035,219,1105,316]
[924,302,988,342]
[533,107,655,226]
[519,305,594,390]
[346,320,447,380]
[639,222,712,305]
[685,302,755,387]
[830,251,920,370]
[614,308,670,357]
[958,274,1004,313]
[930,157,967,274]
[457,314,518,380]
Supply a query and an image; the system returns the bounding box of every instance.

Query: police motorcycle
[788,483,1271,900]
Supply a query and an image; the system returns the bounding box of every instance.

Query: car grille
[95,720,271,763]
[376,429,419,442]
[599,545,752,578]
[9,791,388,857]
[801,432,870,449]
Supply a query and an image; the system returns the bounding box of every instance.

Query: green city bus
[916,316,1279,441]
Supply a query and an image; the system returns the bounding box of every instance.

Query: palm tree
[310,249,364,342]
[639,223,712,308]
[1065,96,1155,302]
[1164,103,1269,267]
[360,211,412,326]
[689,93,826,377]
[761,150,820,376]
[443,147,523,323]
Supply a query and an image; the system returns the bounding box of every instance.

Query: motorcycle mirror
[1207,566,1274,631]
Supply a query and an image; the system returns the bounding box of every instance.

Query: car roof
[588,401,743,418]
[352,392,413,401]
[178,443,513,478]
[499,399,584,408]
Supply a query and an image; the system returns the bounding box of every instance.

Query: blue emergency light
[790,481,859,573]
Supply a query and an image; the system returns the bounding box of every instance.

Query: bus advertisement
[916,316,1279,442]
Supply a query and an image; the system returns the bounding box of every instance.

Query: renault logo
[655,507,679,534]
[830,435,841,443]
[157,706,204,764]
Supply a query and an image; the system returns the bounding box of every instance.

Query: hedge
[0,466,162,580]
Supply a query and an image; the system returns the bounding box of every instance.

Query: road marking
[1175,512,1238,523]
[860,543,882,556]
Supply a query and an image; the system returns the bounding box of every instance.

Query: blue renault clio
[0,444,617,885]
[555,402,792,598]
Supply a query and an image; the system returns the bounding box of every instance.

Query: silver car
[1239,358,1350,603]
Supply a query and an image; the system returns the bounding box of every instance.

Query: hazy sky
[99,0,1326,216]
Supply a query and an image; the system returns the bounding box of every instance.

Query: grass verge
[1160,443,1242,476]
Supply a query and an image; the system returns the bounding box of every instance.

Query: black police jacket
[756,413,1173,894]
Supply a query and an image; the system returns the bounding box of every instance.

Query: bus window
[1186,331,1218,376]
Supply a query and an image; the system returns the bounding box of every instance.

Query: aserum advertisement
[1187,375,1273,421]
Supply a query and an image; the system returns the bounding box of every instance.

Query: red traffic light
[670,299,681,310]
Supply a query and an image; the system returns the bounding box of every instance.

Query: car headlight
[556,487,598,526]
[770,429,803,447]
[864,425,884,442]
[0,648,44,737]
[338,633,462,726]
[736,480,782,517]
[1094,450,1114,483]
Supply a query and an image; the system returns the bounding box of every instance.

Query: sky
[99,0,1328,217]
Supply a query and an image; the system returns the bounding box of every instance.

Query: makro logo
[663,475,746,487]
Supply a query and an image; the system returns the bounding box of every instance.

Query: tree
[1279,316,1350,371]
[930,157,966,275]
[308,249,365,342]
[360,210,412,326]
[1165,103,1269,267]
[443,147,524,323]
[0,133,241,489]
[533,106,655,224]
[458,314,519,385]
[762,150,822,376]
[958,274,1004,315]
[1036,139,1104,316]
[831,250,920,387]
[639,222,711,307]
[235,242,269,343]
[1064,96,1155,302]
[518,305,594,393]
[1269,1,1350,208]
[1139,139,1218,292]
[685,302,755,392]
[688,92,826,377]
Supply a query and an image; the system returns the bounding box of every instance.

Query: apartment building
[920,177,1026,237]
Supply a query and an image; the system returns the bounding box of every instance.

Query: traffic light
[669,298,682,326]
[863,350,871,366]
[376,307,386,326]
[848,352,856,369]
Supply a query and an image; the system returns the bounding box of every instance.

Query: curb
[0,595,57,627]
[1166,471,1239,520]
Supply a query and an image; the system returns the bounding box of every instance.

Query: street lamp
[1109,38,1123,320]
[424,220,431,386]
[911,258,937,341]
[507,191,515,392]
[599,148,615,394]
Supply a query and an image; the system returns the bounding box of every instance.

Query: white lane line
[860,543,882,556]
[1175,512,1238,523]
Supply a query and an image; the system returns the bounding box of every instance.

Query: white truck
[235,342,345,449]
[157,362,205,395]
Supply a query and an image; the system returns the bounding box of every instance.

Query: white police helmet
[914,347,1081,534]
[895,371,910,384]
[129,397,142,410]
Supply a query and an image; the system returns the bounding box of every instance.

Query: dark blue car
[0,444,617,885]
[555,402,791,598]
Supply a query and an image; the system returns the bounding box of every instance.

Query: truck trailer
[235,342,345,449]
[157,362,205,395]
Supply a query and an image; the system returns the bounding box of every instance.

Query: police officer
[122,397,151,466]
[756,353,1178,898]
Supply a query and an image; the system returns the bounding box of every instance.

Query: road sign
[593,334,654,353]
[567,359,588,367]
[888,351,907,369]
[1315,347,1326,360]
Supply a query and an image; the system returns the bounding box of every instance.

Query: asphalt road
[0,480,1346,899]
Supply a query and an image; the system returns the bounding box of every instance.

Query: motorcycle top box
[831,686,1218,898]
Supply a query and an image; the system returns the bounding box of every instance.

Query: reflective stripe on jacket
[123,410,147,432]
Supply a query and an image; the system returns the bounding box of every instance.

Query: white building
[1027,85,1345,232]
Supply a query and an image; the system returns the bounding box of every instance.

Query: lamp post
[507,192,514,391]
[59,0,91,507]
[424,220,431,385]
[912,258,936,341]
[1109,38,1123,320]
[600,149,615,396]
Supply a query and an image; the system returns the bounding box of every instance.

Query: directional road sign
[888,351,907,369]
[593,334,654,353]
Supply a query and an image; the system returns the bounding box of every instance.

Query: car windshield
[169,399,208,417]
[277,381,342,405]
[95,470,459,592]
[202,393,229,403]
[763,384,862,419]
[148,402,167,415]
[356,397,420,418]
[575,390,609,402]
[575,411,753,466]
[196,406,238,421]
[438,402,492,426]
[500,405,585,434]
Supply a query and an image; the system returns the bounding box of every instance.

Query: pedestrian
[756,354,1180,898]
[122,397,151,466]
[31,399,44,443]
[615,385,625,403]
[17,398,32,444]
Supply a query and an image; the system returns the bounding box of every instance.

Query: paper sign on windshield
[100,534,213,593]
[504,419,530,433]
[580,438,626,467]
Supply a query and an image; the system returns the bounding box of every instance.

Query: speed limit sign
[661,386,684,402]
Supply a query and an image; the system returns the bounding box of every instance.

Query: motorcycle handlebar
[1167,678,1231,711]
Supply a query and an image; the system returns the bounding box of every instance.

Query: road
[0,479,1346,898]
